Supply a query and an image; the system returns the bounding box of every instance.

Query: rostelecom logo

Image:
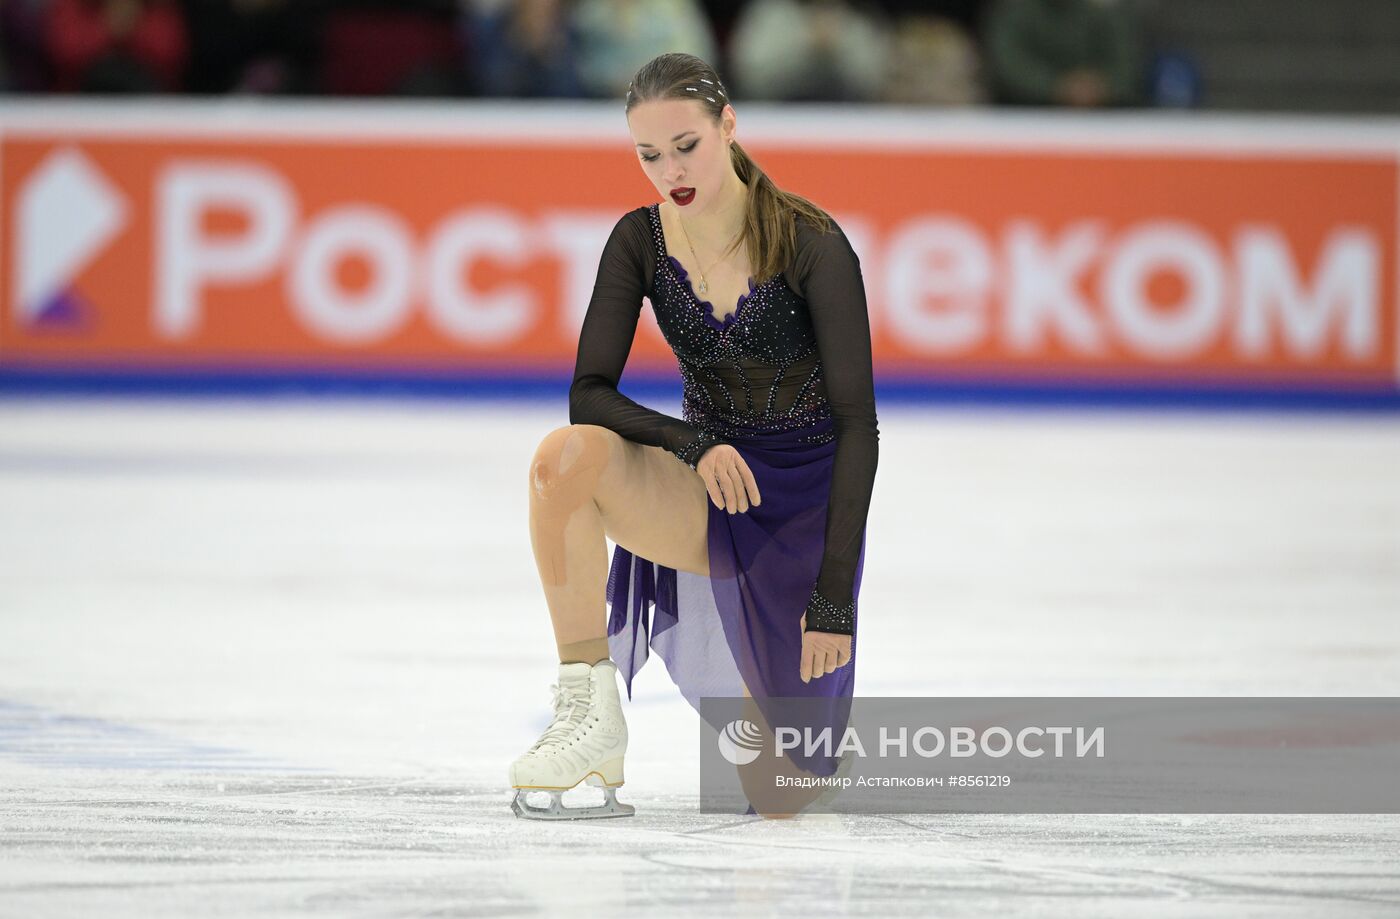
[14,146,129,331]
[717,719,764,765]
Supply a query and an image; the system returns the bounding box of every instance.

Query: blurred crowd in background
[1,0,1397,112]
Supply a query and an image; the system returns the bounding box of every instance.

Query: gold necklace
[675,213,739,297]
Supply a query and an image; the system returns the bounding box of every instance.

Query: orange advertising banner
[2,103,1397,397]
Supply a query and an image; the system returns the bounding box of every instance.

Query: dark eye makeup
[641,140,698,163]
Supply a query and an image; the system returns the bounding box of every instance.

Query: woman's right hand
[697,444,762,514]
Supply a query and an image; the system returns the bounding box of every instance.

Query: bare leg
[528,424,710,664]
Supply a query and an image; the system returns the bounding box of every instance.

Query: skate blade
[510,785,635,820]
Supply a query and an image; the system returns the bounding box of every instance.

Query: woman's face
[628,98,736,215]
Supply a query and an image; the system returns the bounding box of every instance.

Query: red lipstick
[670,187,695,206]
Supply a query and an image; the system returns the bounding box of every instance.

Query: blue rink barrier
[1,366,1398,412]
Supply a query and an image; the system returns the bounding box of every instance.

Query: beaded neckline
[650,203,775,332]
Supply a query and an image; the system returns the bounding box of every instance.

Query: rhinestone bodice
[569,203,879,624]
[644,204,834,441]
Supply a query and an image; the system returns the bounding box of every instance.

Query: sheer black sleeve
[569,210,723,469]
[790,220,880,634]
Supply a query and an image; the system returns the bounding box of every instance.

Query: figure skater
[509,51,878,820]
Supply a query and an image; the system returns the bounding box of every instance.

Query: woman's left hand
[799,613,852,683]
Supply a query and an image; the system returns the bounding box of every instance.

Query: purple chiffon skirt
[605,412,865,778]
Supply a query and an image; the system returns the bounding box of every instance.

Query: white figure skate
[509,659,635,820]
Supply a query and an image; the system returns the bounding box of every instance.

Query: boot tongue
[558,662,595,682]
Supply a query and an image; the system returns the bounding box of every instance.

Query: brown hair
[625,52,834,286]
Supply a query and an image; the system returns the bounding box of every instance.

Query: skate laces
[527,676,593,753]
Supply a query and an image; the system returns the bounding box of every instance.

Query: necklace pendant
[697,278,708,295]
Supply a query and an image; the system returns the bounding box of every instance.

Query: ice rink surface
[1,397,1398,917]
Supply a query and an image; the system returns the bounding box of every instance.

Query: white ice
[1,398,1398,917]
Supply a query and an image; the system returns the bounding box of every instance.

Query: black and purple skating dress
[571,201,878,775]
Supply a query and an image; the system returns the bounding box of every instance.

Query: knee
[529,424,613,504]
